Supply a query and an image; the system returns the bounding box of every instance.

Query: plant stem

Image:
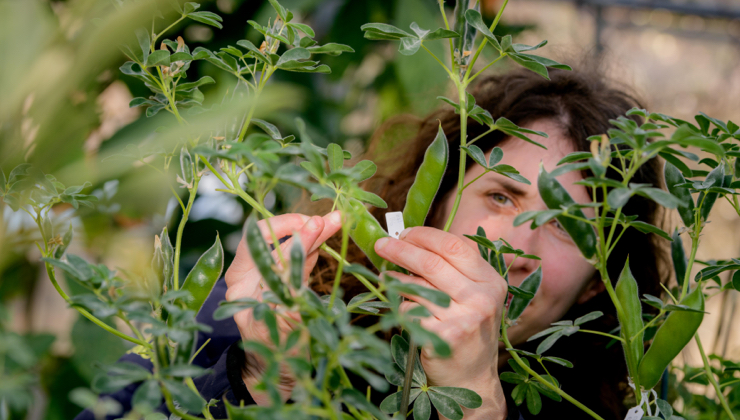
[328,221,349,310]
[467,126,496,146]
[44,264,150,347]
[468,53,507,84]
[320,244,388,303]
[579,329,623,342]
[400,333,418,419]
[161,381,204,420]
[464,0,510,83]
[438,0,455,66]
[695,333,737,420]
[421,44,454,78]
[442,84,469,232]
[173,176,200,290]
[185,377,215,419]
[502,317,604,420]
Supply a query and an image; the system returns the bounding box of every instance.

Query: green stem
[185,377,215,419]
[237,67,272,143]
[173,177,200,290]
[328,221,350,310]
[630,310,665,342]
[680,233,700,301]
[438,0,455,66]
[320,243,388,303]
[502,315,604,420]
[695,333,737,420]
[44,264,150,347]
[161,381,204,420]
[152,15,186,48]
[468,53,507,84]
[467,126,496,146]
[464,0,510,83]
[421,44,454,78]
[579,329,623,342]
[442,84,469,232]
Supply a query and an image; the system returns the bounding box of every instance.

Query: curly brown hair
[307,62,670,419]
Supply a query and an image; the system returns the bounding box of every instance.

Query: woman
[75,65,667,420]
[225,64,668,419]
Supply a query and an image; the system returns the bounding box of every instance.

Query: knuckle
[421,255,445,275]
[442,236,466,256]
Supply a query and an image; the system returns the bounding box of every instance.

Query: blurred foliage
[0,0,528,418]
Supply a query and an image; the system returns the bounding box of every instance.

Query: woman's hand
[224,211,342,405]
[374,226,509,420]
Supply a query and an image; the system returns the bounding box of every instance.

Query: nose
[500,222,541,282]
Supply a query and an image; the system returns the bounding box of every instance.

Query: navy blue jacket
[75,278,524,419]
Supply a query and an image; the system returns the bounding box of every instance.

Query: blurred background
[1,0,739,418]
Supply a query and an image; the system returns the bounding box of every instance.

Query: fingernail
[329,210,341,225]
[307,217,319,231]
[398,228,412,239]
[375,237,389,250]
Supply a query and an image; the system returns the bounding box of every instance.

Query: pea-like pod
[663,161,694,228]
[180,233,224,314]
[402,124,449,229]
[615,259,643,379]
[671,229,687,288]
[244,215,290,304]
[537,165,597,260]
[508,266,542,321]
[638,286,704,390]
[289,233,305,290]
[346,198,399,272]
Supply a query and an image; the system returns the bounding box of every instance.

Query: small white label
[624,406,644,420]
[385,212,405,239]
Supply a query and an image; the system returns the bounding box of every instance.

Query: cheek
[536,249,596,316]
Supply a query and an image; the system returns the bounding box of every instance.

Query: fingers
[386,271,445,319]
[397,227,497,282]
[375,236,467,302]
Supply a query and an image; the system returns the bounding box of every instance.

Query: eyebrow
[479,176,531,197]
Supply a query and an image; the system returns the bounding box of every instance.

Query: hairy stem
[173,176,200,290]
[695,333,737,420]
[328,221,349,310]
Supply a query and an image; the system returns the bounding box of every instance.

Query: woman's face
[437,119,602,354]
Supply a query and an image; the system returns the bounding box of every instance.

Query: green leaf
[629,220,672,241]
[307,318,338,349]
[350,160,377,182]
[135,28,150,63]
[276,47,310,67]
[390,282,451,308]
[557,152,592,165]
[427,390,464,420]
[213,298,259,320]
[463,9,501,51]
[267,0,288,21]
[413,392,431,420]
[511,40,548,52]
[162,379,205,413]
[307,43,354,55]
[353,189,387,209]
[429,387,482,409]
[526,385,543,414]
[132,379,162,412]
[146,50,170,67]
[177,76,215,91]
[289,233,305,290]
[399,37,422,55]
[461,145,487,168]
[236,40,270,64]
[360,23,413,40]
[251,119,282,140]
[327,143,344,173]
[288,22,315,37]
[341,389,389,420]
[664,161,695,227]
[634,187,682,209]
[488,147,504,167]
[187,11,223,29]
[515,53,571,70]
[380,389,422,414]
[574,311,603,326]
[509,53,549,80]
[426,28,460,40]
[507,266,542,320]
[541,356,573,368]
[607,187,632,209]
[390,334,426,386]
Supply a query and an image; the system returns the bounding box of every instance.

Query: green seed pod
[615,259,644,379]
[180,233,224,314]
[402,123,449,229]
[638,286,704,389]
[346,198,398,272]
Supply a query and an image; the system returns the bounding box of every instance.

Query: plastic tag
[385,212,405,239]
[624,406,644,420]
